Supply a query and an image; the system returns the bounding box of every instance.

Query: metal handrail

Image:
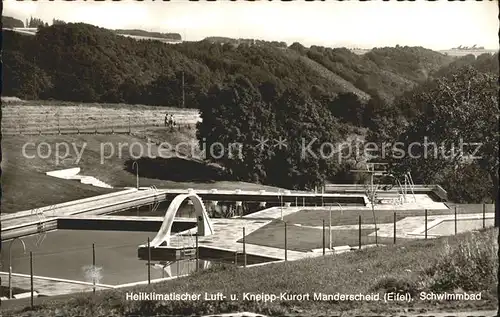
[8,237,27,299]
[406,172,417,202]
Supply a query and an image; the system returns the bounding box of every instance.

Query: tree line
[3,22,461,107]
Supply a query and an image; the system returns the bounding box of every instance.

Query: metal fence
[235,203,496,255]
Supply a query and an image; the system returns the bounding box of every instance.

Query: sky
[3,0,499,50]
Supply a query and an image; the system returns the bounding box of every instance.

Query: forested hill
[3,22,455,106]
[2,16,25,28]
[114,29,181,41]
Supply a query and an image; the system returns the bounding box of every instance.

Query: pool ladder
[34,208,47,246]
[150,185,161,212]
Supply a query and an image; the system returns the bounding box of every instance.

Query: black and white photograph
[0,1,498,316]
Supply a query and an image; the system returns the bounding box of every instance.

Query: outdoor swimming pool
[427,218,495,236]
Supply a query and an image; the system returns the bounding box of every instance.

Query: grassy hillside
[2,228,497,316]
[282,49,371,101]
[2,15,25,28]
[294,45,454,102]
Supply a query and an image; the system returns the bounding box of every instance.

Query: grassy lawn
[2,228,497,316]
[241,220,414,251]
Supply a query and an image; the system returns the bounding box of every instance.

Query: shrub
[423,229,498,292]
[371,275,420,297]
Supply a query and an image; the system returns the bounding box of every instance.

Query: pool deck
[0,272,114,297]
[1,188,166,232]
[0,271,195,299]
[242,195,449,220]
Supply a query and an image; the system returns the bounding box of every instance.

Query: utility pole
[33,56,36,100]
[92,243,96,294]
[280,191,283,220]
[132,161,139,189]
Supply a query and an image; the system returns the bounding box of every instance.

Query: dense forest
[3,21,459,107]
[3,20,499,202]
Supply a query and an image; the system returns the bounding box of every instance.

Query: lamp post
[9,237,27,299]
[327,203,343,250]
[132,161,139,189]
[279,190,283,220]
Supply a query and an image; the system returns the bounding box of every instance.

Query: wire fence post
[243,227,247,267]
[128,116,131,134]
[30,251,34,309]
[482,203,486,229]
[322,219,325,255]
[424,209,428,240]
[284,222,288,262]
[358,215,362,250]
[393,211,396,245]
[235,251,238,266]
[147,237,151,284]
[92,243,96,294]
[454,206,457,235]
[196,234,199,271]
[329,208,332,250]
[9,263,12,299]
[302,197,305,207]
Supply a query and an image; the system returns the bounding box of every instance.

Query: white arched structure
[150,193,214,247]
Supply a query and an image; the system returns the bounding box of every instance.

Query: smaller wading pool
[427,218,495,236]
